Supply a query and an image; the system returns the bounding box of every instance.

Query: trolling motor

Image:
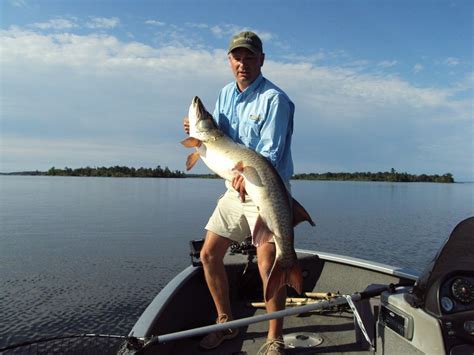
[189,237,257,267]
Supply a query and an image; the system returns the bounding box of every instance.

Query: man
[184,31,294,355]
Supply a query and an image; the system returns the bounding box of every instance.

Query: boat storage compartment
[376,288,445,354]
[379,302,414,340]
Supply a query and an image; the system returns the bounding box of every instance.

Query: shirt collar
[233,74,264,97]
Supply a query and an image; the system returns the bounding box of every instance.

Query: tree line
[2,167,455,183]
[293,169,454,183]
[46,166,185,178]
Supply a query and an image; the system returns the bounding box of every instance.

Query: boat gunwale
[297,248,420,281]
[128,249,419,339]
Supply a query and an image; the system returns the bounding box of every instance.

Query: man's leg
[200,230,234,319]
[199,230,240,350]
[257,242,287,340]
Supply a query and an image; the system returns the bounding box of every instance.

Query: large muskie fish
[181,96,315,302]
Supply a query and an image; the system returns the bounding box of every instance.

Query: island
[293,169,454,183]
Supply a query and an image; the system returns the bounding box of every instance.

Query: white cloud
[25,16,120,31]
[30,18,78,30]
[256,31,273,42]
[209,24,273,42]
[210,25,223,37]
[145,19,166,26]
[185,22,208,29]
[269,61,459,121]
[444,57,460,66]
[86,17,120,29]
[8,0,28,7]
[378,60,397,68]
[413,63,424,74]
[283,52,325,63]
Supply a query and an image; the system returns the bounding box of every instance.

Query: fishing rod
[136,283,394,352]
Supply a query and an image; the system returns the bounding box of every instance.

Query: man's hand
[232,175,247,202]
[183,117,190,135]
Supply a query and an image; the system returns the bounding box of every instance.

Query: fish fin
[186,152,200,171]
[265,261,303,302]
[180,137,202,148]
[292,198,316,227]
[252,216,274,247]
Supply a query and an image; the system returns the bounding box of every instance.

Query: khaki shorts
[205,181,290,243]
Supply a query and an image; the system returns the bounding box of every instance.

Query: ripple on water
[1,257,183,350]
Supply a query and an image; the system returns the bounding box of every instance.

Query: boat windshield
[410,217,474,313]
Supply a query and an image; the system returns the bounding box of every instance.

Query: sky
[1,0,473,181]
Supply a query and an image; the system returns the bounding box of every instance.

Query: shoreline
[0,170,458,183]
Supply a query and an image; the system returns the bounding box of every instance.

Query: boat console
[377,217,474,354]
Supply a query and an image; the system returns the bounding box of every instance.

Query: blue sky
[1,0,472,181]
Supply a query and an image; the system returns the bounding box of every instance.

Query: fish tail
[265,260,303,302]
[292,197,316,227]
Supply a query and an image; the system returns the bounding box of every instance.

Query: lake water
[0,176,472,348]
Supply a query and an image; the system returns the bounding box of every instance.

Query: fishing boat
[119,217,474,354]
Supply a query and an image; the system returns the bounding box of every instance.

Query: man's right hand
[183,117,190,135]
[232,175,247,203]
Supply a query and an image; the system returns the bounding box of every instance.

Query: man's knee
[200,232,230,266]
[200,247,222,266]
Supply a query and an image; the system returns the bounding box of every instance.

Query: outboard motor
[377,217,474,354]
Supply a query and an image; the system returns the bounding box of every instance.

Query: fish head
[188,96,219,138]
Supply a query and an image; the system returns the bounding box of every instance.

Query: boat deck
[169,306,365,354]
[131,251,416,354]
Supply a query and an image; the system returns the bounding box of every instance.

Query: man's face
[228,47,264,91]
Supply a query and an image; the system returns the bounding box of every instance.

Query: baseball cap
[228,31,263,54]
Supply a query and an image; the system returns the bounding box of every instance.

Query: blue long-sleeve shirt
[213,74,295,182]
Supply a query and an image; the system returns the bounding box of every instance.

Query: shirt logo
[249,114,261,121]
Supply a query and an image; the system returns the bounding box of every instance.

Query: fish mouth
[192,96,205,119]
